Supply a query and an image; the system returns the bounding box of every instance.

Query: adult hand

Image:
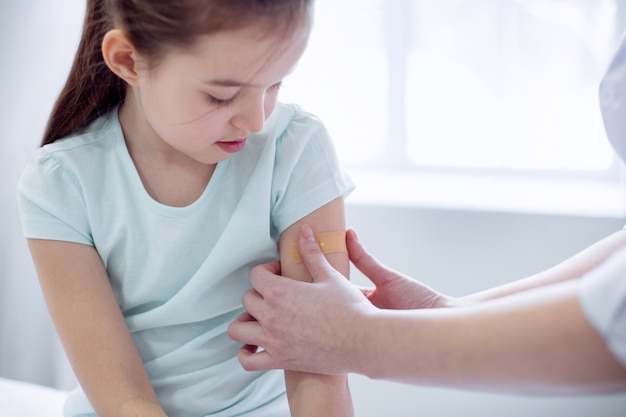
[228,226,457,373]
[228,226,373,374]
[348,232,454,310]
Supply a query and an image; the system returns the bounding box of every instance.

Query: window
[280,0,626,216]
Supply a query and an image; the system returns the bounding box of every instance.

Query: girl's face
[125,21,310,165]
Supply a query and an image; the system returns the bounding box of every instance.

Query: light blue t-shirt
[17,102,354,417]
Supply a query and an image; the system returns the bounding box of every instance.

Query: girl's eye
[208,95,234,108]
[207,82,281,108]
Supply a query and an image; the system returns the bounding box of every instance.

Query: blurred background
[2,1,626,416]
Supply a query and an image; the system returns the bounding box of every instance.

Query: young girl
[17,1,354,416]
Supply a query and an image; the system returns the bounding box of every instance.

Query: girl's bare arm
[27,239,167,417]
[278,197,354,417]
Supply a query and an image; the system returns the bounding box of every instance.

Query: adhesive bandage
[289,231,347,263]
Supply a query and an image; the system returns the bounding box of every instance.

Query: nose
[231,94,265,133]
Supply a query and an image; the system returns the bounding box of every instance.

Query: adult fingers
[346,229,394,287]
[237,345,279,372]
[227,312,266,347]
[240,287,267,320]
[233,310,257,323]
[248,261,281,297]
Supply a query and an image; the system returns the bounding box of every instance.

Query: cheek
[142,104,227,150]
[168,112,230,145]
[191,112,230,138]
[139,87,226,139]
[139,75,208,125]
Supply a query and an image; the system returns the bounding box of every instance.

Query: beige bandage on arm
[290,230,347,264]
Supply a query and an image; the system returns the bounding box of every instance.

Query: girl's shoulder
[239,102,331,162]
[39,109,120,157]
[265,102,330,148]
[23,109,122,187]
[269,102,325,131]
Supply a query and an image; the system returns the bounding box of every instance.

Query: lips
[216,138,247,153]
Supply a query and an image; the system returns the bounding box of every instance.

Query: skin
[228,226,626,395]
[28,20,353,417]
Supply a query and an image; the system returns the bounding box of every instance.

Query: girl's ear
[102,29,141,86]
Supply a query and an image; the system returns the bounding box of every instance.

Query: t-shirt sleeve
[271,108,355,234]
[17,148,93,245]
[578,247,626,368]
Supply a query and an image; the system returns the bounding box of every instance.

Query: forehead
[159,22,311,87]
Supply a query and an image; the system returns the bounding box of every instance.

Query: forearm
[28,240,167,417]
[285,372,352,416]
[281,258,355,417]
[356,280,626,394]
[65,319,166,417]
[60,293,162,417]
[458,230,626,304]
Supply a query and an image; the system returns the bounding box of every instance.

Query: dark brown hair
[42,0,312,146]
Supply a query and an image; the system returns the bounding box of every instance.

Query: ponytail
[42,0,125,146]
[42,0,312,146]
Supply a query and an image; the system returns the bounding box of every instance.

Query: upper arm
[278,197,349,282]
[27,239,128,358]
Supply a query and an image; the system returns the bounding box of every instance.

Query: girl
[17,1,354,416]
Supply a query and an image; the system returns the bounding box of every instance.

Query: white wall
[345,203,626,417]
[0,0,84,389]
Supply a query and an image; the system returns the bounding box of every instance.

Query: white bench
[0,378,68,417]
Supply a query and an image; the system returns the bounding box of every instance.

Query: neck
[118,92,216,207]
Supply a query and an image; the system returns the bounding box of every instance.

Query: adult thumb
[346,229,394,287]
[297,225,340,283]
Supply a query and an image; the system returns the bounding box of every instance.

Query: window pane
[405,0,624,172]
[279,0,388,166]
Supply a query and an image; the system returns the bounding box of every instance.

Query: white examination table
[0,378,68,417]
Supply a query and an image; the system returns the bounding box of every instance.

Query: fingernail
[301,224,315,242]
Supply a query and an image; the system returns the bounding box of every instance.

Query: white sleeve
[578,247,626,368]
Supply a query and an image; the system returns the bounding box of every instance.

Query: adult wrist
[350,309,395,379]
